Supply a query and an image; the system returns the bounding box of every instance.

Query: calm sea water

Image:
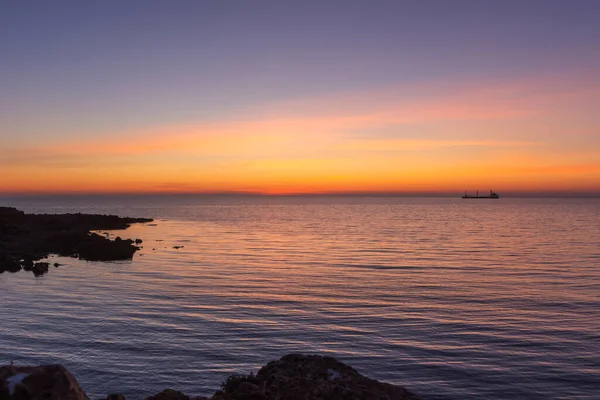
[1,196,599,399]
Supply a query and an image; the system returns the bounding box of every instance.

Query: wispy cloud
[339,139,542,152]
[2,71,599,193]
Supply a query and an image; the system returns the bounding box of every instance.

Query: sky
[1,0,600,195]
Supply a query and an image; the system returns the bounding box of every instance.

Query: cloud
[338,139,542,152]
[2,70,599,193]
[517,163,600,175]
[10,71,598,162]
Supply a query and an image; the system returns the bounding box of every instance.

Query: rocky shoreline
[0,207,152,275]
[0,354,421,400]
[1,210,423,398]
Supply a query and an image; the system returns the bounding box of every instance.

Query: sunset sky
[1,1,600,195]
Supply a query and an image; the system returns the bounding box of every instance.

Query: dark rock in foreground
[0,207,152,275]
[0,354,421,400]
[0,364,88,400]
[214,354,420,400]
[145,389,190,400]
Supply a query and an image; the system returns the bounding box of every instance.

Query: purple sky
[1,1,600,194]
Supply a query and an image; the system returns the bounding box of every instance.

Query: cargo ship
[462,190,499,199]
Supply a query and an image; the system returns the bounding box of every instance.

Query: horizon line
[1,190,600,198]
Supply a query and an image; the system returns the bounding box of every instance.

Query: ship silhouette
[462,190,499,199]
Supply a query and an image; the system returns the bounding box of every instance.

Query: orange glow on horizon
[2,74,599,196]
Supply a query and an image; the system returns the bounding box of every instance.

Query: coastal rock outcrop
[1,355,420,400]
[0,207,152,275]
[215,354,420,400]
[0,364,88,400]
[32,262,50,276]
[145,389,190,400]
[106,395,127,400]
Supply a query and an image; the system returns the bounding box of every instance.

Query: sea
[1,195,599,400]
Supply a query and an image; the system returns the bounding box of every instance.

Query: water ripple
[1,197,599,399]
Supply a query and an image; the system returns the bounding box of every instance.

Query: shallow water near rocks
[1,196,599,399]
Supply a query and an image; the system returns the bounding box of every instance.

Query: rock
[0,364,89,400]
[0,207,25,218]
[0,355,420,400]
[145,389,190,400]
[217,354,420,400]
[105,394,126,400]
[233,382,264,399]
[32,262,50,276]
[76,234,137,261]
[2,224,22,235]
[0,254,22,273]
[0,208,152,274]
[173,246,184,249]
[135,239,143,244]
[21,258,35,270]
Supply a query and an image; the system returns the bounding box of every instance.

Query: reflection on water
[1,197,599,399]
